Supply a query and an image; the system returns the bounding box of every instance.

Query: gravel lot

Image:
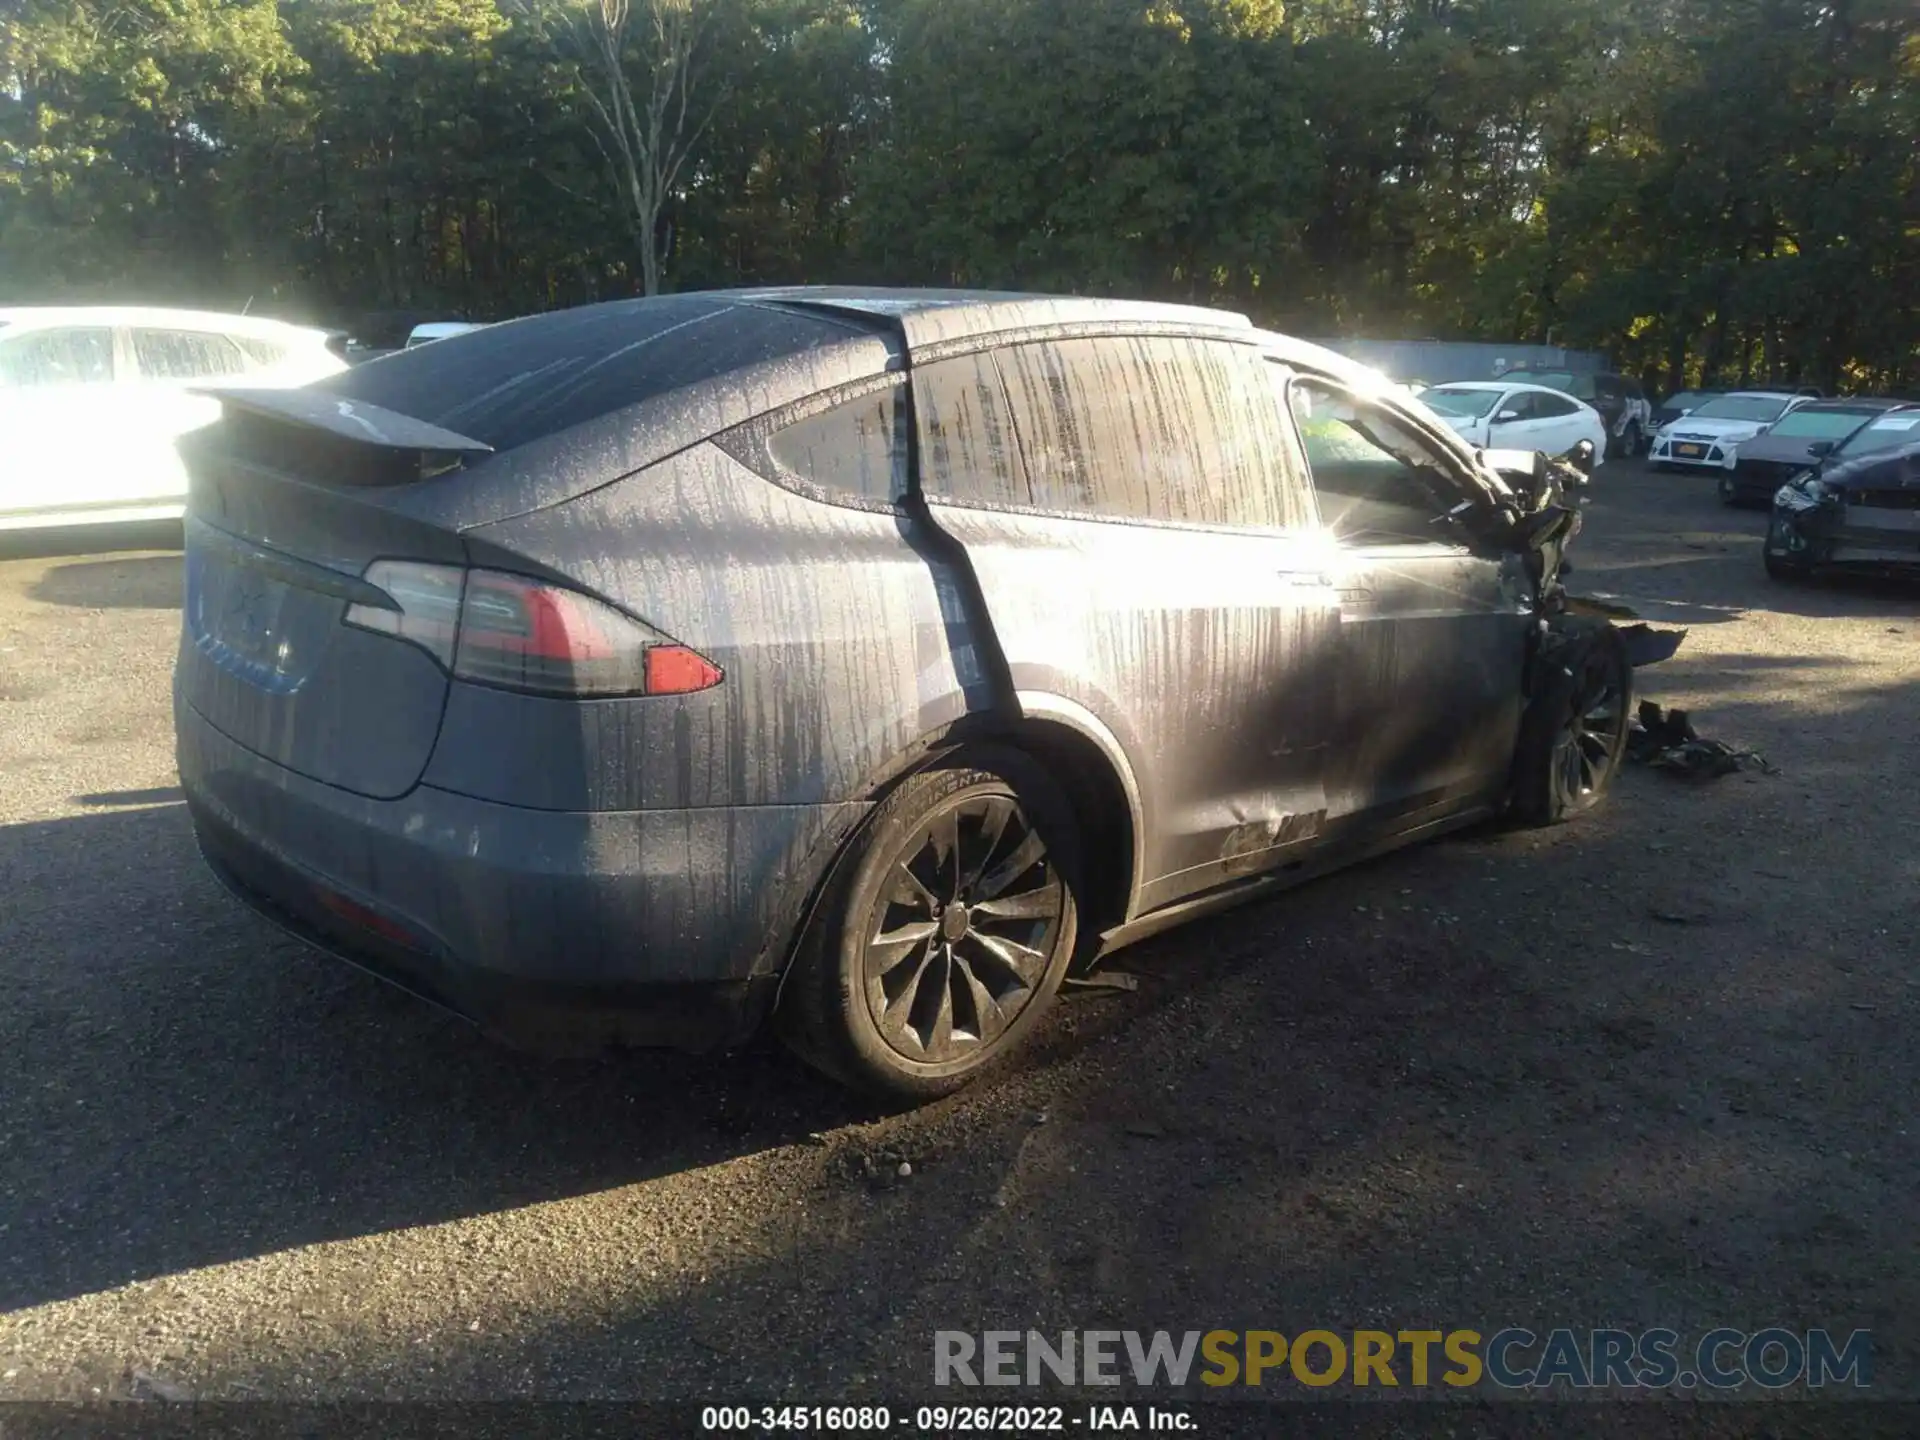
[1,464,1915,1419]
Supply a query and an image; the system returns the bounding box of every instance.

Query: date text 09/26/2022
[701,1406,1192,1432]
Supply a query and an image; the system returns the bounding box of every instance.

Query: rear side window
[133,328,249,379]
[992,336,1311,531]
[0,327,114,387]
[1532,391,1581,418]
[914,351,1028,507]
[767,384,907,504]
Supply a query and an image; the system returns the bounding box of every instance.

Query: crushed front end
[1768,442,1920,577]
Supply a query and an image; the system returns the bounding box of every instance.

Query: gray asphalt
[0,467,1915,1413]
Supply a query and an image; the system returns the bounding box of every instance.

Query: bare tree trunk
[540,0,721,297]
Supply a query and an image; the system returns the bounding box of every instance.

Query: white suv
[0,307,346,532]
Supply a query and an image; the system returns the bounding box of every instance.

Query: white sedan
[0,306,346,532]
[1415,380,1610,463]
[1648,390,1813,472]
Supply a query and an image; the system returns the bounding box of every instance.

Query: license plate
[1676,444,1705,458]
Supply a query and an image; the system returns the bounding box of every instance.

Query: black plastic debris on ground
[1627,700,1778,780]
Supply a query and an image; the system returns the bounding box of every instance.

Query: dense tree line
[3,0,1915,392]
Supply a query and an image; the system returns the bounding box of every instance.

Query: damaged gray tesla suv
[175,288,1624,1099]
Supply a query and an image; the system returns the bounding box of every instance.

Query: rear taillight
[344,562,722,698]
[345,560,465,668]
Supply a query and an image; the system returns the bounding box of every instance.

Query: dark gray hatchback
[175,287,1624,1099]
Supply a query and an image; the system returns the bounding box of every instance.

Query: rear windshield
[1836,412,1920,458]
[1766,408,1880,440]
[314,297,854,452]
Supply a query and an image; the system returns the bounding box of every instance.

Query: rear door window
[914,351,1029,508]
[132,328,250,380]
[766,383,908,504]
[1532,392,1581,418]
[991,335,1311,531]
[0,327,115,387]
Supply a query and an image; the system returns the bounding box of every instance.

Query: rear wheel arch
[775,744,1083,1098]
[1003,698,1144,944]
[768,697,1144,993]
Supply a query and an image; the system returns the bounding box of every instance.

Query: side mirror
[1807,440,1835,458]
[1494,409,1522,424]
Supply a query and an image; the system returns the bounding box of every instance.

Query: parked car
[1417,381,1610,464]
[1766,436,1920,581]
[404,321,486,348]
[0,306,346,532]
[1717,399,1916,507]
[1648,390,1814,473]
[175,288,1620,1100]
[1493,367,1652,459]
[1650,388,1722,430]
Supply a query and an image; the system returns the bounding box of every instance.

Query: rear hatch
[177,396,487,799]
[174,295,877,800]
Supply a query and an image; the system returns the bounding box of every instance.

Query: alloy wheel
[1552,647,1627,810]
[861,795,1066,1064]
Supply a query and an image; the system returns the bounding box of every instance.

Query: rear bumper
[177,701,867,1054]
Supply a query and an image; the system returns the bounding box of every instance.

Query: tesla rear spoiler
[189,387,493,487]
[194,388,494,454]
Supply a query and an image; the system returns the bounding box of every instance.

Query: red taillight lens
[344,563,722,699]
[645,644,725,695]
[314,886,428,951]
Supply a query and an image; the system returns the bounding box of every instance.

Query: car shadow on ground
[0,799,879,1315]
[25,554,184,611]
[6,667,1917,1412]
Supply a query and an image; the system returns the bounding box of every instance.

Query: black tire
[777,746,1081,1102]
[1511,620,1633,827]
[1764,550,1810,582]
